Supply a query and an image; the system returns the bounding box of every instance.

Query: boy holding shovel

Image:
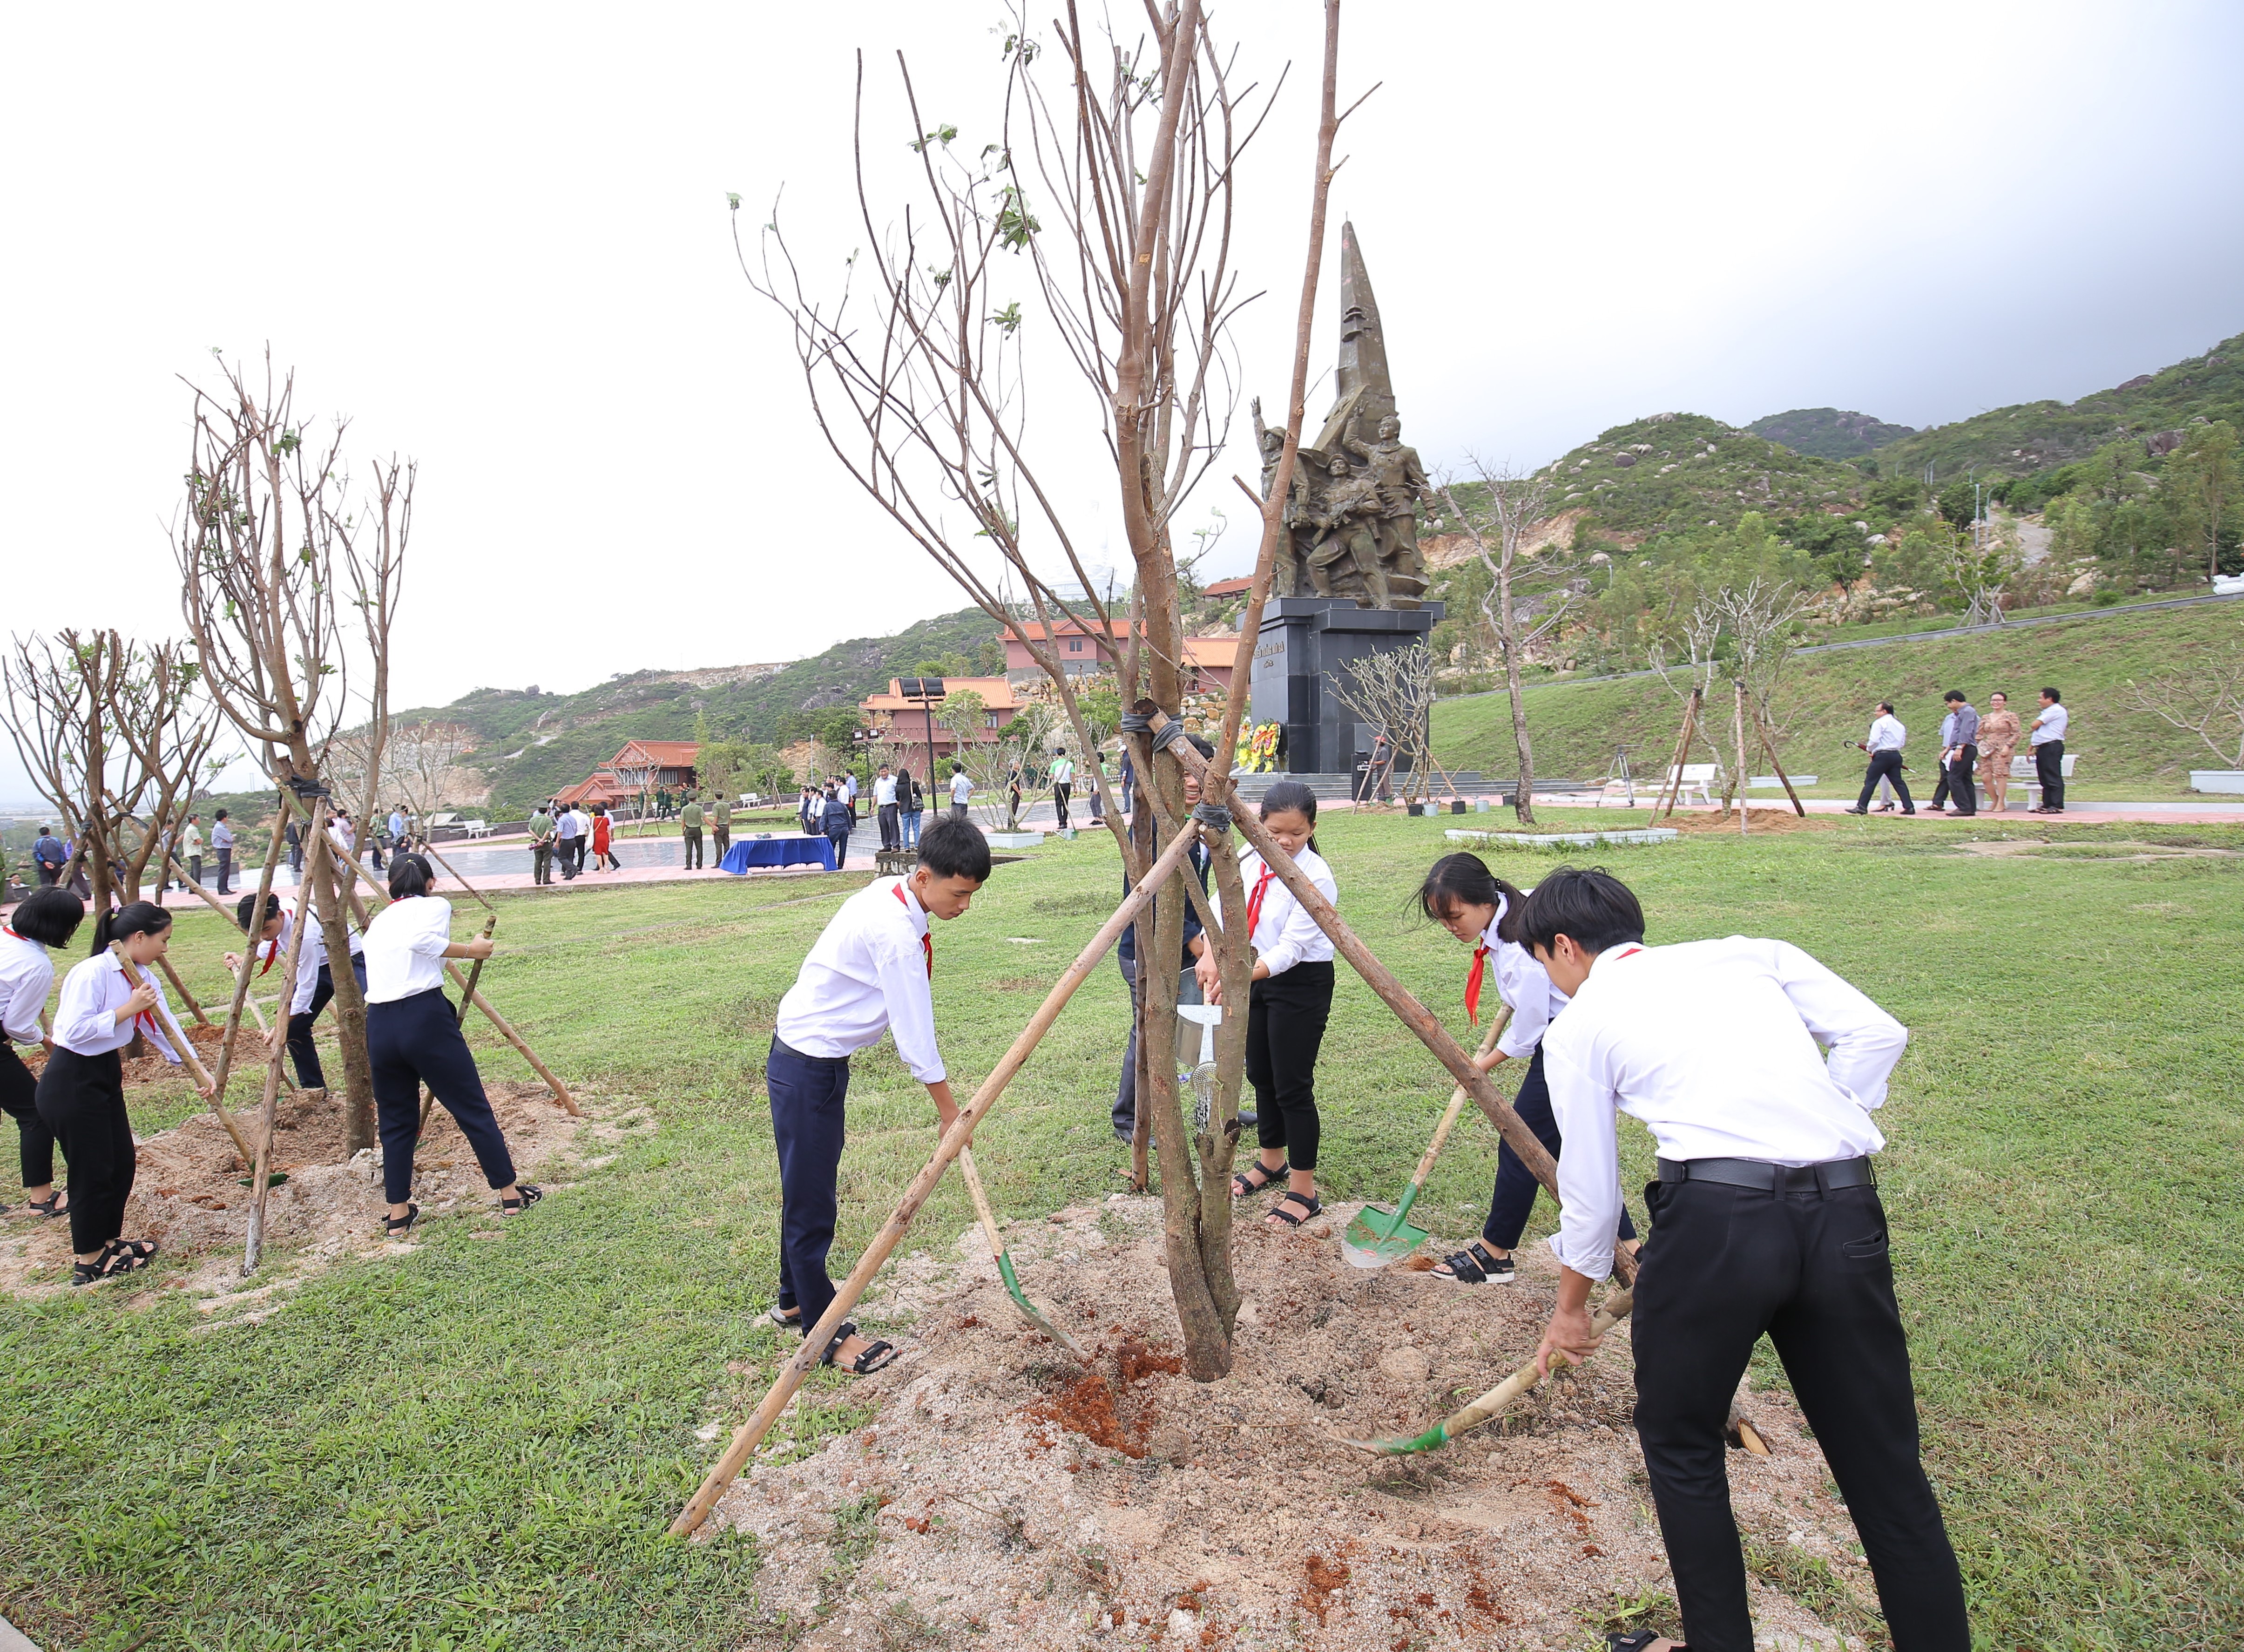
[1521,867,1966,1652]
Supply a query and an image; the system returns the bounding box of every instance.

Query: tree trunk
[1196,826,1252,1336]
[1733,679,1751,838]
[1498,546,1536,824]
[295,753,377,1151]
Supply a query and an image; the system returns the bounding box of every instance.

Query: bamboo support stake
[182,796,296,1111]
[1755,704,1807,817]
[1654,688,1701,819]
[1733,679,1751,838]
[155,954,211,1027]
[424,913,499,1129]
[442,963,579,1115]
[669,822,1209,1537]
[108,942,251,1162]
[243,825,330,1274]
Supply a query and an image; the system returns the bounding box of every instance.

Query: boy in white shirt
[767,816,990,1374]
[1521,867,1965,1652]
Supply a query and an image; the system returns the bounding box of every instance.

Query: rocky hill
[1872,330,2244,481]
[404,606,1003,813]
[1746,407,1916,459]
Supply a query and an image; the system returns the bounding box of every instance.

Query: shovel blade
[1340,1203,1428,1270]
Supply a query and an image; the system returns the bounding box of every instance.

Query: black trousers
[1113,952,1202,1139]
[1855,750,1913,812]
[216,849,235,894]
[1053,783,1072,829]
[365,988,517,1205]
[286,955,367,1090]
[0,1042,56,1189]
[2035,739,2065,810]
[878,803,899,850]
[1941,745,1977,815]
[1246,961,1333,1171]
[532,842,554,884]
[1482,1045,1636,1251]
[826,828,850,869]
[34,1046,134,1254]
[682,826,704,869]
[1633,1172,1968,1652]
[767,1037,850,1338]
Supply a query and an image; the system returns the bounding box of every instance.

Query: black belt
[770,1035,850,1069]
[1658,1155,1875,1194]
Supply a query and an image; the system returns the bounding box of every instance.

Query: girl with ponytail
[1194,780,1339,1231]
[38,900,209,1285]
[1,887,86,1220]
[1414,852,1638,1285]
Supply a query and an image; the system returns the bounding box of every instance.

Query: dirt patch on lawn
[1667,806,1828,835]
[702,1195,1883,1650]
[0,1057,604,1300]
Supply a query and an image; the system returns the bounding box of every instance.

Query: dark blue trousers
[767,1036,851,1337]
[1484,1044,1638,1251]
[286,955,367,1090]
[366,988,517,1205]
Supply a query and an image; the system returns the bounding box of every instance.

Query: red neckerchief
[1466,942,1490,1023]
[1244,861,1277,937]
[115,956,168,1049]
[1603,943,1647,966]
[892,882,932,977]
[0,926,21,942]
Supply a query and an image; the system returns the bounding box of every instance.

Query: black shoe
[1843,806,1867,815]
[1237,1110,1257,1130]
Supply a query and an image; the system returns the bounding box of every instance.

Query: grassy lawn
[1434,601,2244,797]
[3,808,2239,1648]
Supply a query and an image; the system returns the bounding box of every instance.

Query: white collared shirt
[874,775,898,806]
[1480,893,1568,1062]
[1540,935,1908,1283]
[774,876,944,1082]
[278,904,364,1015]
[2031,703,2068,745]
[0,929,55,1046]
[362,894,455,1003]
[1865,714,1906,752]
[53,950,186,1061]
[950,773,973,804]
[1210,844,1338,979]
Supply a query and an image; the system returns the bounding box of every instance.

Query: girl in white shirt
[360,854,533,1235]
[37,901,211,1284]
[225,891,364,1094]
[0,887,85,1220]
[1195,780,1339,1230]
[1416,852,1638,1284]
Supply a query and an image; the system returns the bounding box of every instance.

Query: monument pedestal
[1249,597,1443,776]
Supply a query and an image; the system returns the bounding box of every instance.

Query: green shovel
[957,1146,1084,1358]
[1341,1005,1510,1269]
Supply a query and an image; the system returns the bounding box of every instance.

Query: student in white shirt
[1845,700,1916,816]
[37,902,211,1284]
[1413,852,1638,1285]
[1519,867,1965,1652]
[767,816,990,1374]
[0,888,86,1220]
[227,891,365,1094]
[2028,684,2069,813]
[873,764,900,852]
[1194,780,1338,1231]
[361,855,533,1235]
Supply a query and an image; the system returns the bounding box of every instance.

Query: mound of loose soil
[1668,806,1827,835]
[0,1064,592,1299]
[703,1195,1881,1650]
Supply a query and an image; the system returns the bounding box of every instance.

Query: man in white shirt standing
[767,816,990,1375]
[1844,701,1915,816]
[1048,745,1075,830]
[1522,868,1966,1652]
[873,764,900,852]
[948,763,973,820]
[2027,685,2068,814]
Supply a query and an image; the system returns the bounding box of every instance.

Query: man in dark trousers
[1523,867,1967,1652]
[32,826,67,887]
[680,795,705,870]
[1844,702,1913,816]
[1927,689,1979,816]
[2028,685,2068,814]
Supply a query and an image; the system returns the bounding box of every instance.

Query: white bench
[462,819,493,839]
[1663,763,1720,806]
[2008,752,2076,811]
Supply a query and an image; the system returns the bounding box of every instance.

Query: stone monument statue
[1255,222,1433,608]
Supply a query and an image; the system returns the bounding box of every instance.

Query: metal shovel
[957,1145,1083,1358]
[1341,1006,1511,1269]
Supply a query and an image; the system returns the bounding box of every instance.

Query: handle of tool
[1403,1005,1510,1192]
[957,1146,1009,1265]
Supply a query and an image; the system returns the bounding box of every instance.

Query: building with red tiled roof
[610,740,699,794]
[1200,576,1253,599]
[554,768,629,809]
[1000,619,1237,692]
[861,677,1025,772]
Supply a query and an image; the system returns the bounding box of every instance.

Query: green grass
[1434,600,2244,795]
[3,809,2240,1648]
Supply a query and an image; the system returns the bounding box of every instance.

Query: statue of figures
[1343,413,1432,596]
[1300,453,1391,607]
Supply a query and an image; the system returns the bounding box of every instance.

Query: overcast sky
[4,1,2240,805]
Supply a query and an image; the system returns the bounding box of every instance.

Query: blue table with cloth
[720,835,837,874]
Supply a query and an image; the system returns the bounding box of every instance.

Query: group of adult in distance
[1849,684,2070,817]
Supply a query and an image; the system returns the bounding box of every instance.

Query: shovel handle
[1406,1005,1511,1190]
[957,1146,1008,1263]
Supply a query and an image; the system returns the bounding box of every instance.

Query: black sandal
[1606,1632,1671,1652]
[1265,1191,1322,1228]
[820,1321,900,1375]
[25,1190,68,1220]
[71,1238,155,1287]
[499,1184,543,1218]
[1231,1159,1288,1198]
[1433,1241,1512,1284]
[385,1203,419,1237]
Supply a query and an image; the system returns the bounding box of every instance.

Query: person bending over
[1521,866,1966,1652]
